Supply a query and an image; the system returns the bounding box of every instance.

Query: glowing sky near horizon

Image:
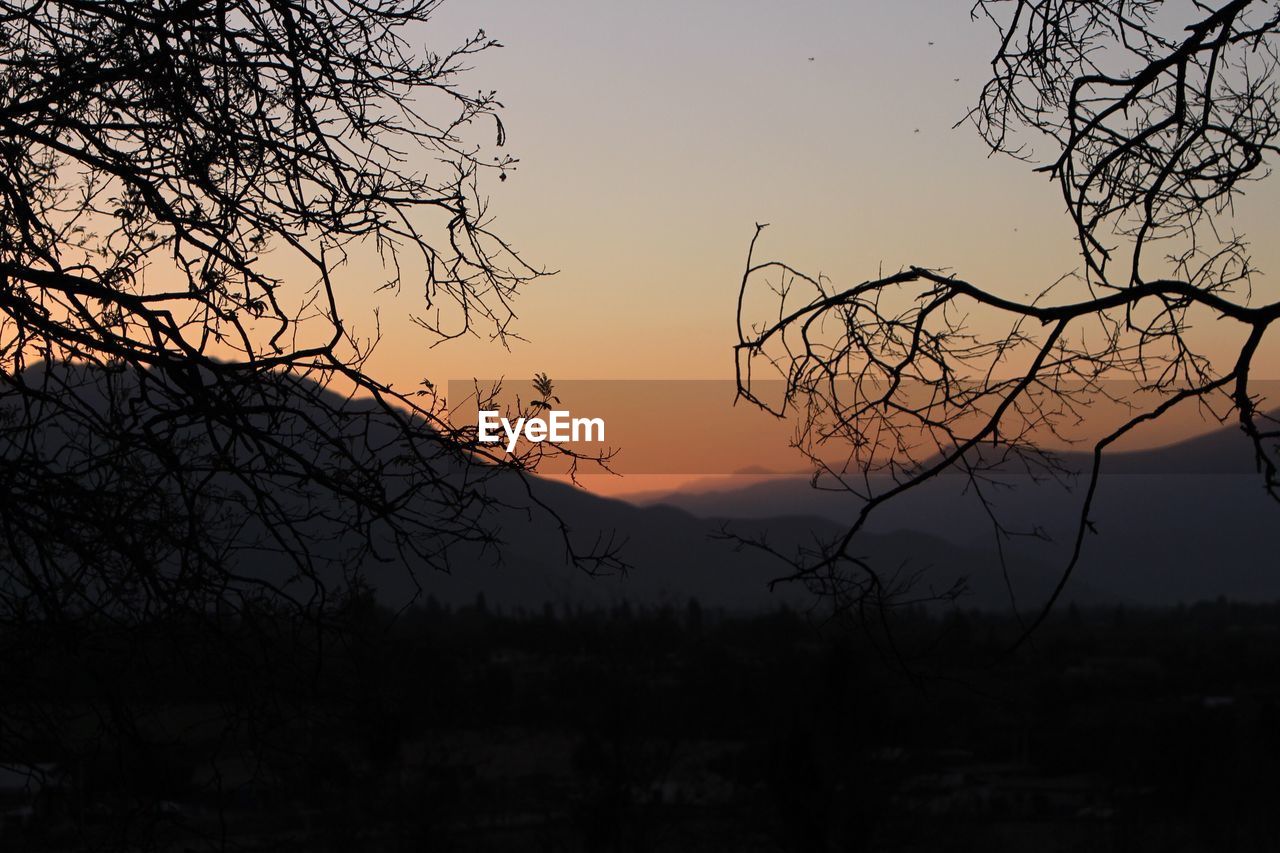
[320,0,1280,492]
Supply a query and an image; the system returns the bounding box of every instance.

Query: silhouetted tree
[0,1,617,845]
[734,0,1280,635]
[0,0,620,594]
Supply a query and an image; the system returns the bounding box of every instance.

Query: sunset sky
[336,0,1280,492]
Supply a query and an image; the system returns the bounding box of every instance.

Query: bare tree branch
[734,0,1280,625]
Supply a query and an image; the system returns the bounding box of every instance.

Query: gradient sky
[325,0,1280,491]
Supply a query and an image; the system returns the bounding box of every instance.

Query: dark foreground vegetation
[3,594,1280,852]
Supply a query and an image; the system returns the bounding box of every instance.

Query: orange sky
[239,1,1280,496]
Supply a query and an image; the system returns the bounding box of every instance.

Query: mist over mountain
[629,422,1280,608]
[7,361,1275,619]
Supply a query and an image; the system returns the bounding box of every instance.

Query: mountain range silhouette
[5,361,1277,618]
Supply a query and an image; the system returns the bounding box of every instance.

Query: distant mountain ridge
[628,417,1280,607]
[4,361,1274,615]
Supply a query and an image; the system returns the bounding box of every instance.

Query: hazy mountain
[9,362,1272,616]
[627,422,1280,607]
[411,476,1118,615]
